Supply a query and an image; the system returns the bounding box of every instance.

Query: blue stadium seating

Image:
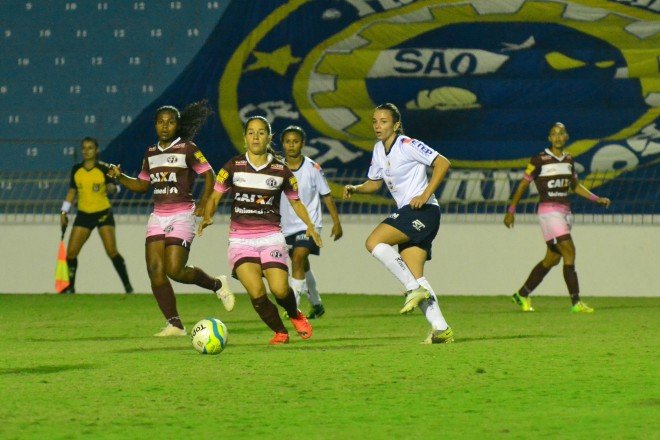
[0,0,226,170]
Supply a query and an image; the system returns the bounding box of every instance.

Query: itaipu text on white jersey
[367,135,443,209]
[280,156,331,236]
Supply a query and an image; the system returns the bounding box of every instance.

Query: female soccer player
[198,116,321,345]
[107,101,234,337]
[343,103,454,344]
[504,122,611,313]
[280,125,343,319]
[60,137,132,294]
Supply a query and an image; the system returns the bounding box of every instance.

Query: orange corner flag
[55,239,70,293]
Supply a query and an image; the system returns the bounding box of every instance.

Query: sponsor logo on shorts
[270,250,283,258]
[389,213,399,219]
[295,233,308,241]
[164,225,173,233]
[412,219,426,231]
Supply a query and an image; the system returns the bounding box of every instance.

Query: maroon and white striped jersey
[137,137,213,215]
[524,149,578,207]
[214,153,299,238]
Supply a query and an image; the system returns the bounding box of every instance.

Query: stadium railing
[0,167,657,225]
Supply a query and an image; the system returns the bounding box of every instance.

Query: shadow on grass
[0,363,96,375]
[114,346,191,353]
[231,334,411,348]
[454,334,557,344]
[27,336,146,342]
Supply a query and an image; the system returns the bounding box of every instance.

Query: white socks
[289,277,305,307]
[417,277,449,331]
[371,243,419,291]
[305,270,322,306]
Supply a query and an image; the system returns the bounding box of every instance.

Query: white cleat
[215,275,235,312]
[399,286,430,314]
[153,323,187,337]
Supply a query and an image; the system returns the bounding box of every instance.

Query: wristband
[61,200,72,213]
[589,193,599,202]
[507,205,516,214]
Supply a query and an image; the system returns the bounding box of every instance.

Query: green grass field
[0,294,657,440]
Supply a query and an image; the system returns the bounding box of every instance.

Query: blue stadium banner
[105,0,659,207]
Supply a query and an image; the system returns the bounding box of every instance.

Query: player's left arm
[410,154,451,209]
[322,194,343,241]
[289,199,323,248]
[195,169,216,217]
[573,182,611,208]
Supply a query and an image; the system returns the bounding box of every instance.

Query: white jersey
[367,135,441,209]
[280,156,331,236]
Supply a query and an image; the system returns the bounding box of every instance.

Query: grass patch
[0,294,657,439]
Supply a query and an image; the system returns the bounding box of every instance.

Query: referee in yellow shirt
[60,137,133,293]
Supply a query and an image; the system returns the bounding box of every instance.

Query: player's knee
[165,266,184,282]
[545,255,561,267]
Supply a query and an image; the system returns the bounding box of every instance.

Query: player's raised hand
[197,217,213,237]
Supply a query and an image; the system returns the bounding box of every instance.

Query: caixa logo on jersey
[219,0,658,180]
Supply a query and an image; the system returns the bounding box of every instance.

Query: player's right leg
[366,223,428,311]
[512,244,561,312]
[235,261,290,345]
[146,238,186,336]
[63,222,94,293]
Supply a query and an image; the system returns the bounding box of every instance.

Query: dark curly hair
[155,100,214,141]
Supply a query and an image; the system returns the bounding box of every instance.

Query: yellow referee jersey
[69,161,112,213]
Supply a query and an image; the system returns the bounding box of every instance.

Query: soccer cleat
[215,275,235,312]
[421,327,455,344]
[153,324,187,337]
[124,284,134,294]
[571,301,594,313]
[307,304,325,319]
[511,292,535,312]
[400,286,430,314]
[289,310,313,339]
[60,286,75,294]
[269,332,290,345]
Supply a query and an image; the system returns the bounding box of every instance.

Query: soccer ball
[191,318,228,355]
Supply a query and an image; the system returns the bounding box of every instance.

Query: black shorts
[73,209,115,230]
[382,204,440,260]
[285,230,321,256]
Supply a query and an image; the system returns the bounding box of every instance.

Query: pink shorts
[537,203,573,244]
[227,233,289,277]
[146,211,196,248]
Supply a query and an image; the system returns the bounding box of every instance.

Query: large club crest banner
[105,0,659,210]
